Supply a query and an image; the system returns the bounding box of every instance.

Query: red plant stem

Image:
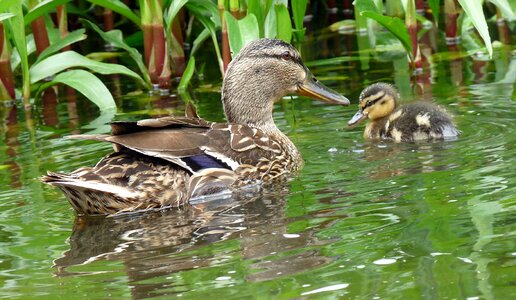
[171,15,186,77]
[342,0,353,19]
[415,0,425,14]
[222,29,230,72]
[406,0,420,69]
[219,3,230,72]
[496,9,510,44]
[327,0,337,23]
[152,24,170,88]
[31,17,50,55]
[142,24,155,83]
[444,0,459,42]
[103,8,114,31]
[42,88,59,126]
[0,23,15,100]
[152,24,165,77]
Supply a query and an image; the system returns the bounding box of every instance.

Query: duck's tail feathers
[65,134,111,141]
[42,172,140,215]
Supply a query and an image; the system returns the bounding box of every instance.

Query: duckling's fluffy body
[349,83,460,142]
[365,102,459,142]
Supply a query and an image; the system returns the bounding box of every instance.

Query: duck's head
[348,82,398,127]
[222,38,349,132]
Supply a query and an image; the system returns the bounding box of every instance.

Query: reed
[0,23,15,100]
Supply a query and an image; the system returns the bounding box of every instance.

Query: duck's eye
[281,51,291,60]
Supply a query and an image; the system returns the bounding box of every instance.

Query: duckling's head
[348,82,398,127]
[222,38,349,132]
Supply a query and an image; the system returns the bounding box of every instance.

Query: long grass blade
[30,51,145,86]
[35,29,86,63]
[82,19,151,87]
[36,69,116,111]
[457,0,492,58]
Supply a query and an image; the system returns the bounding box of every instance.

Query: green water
[0,39,515,299]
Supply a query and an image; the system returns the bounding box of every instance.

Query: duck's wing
[68,116,277,174]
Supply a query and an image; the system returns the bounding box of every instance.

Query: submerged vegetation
[0,0,514,112]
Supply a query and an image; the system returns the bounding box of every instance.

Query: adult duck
[42,38,350,215]
[348,82,459,142]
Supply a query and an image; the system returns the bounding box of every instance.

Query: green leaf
[427,0,439,27]
[35,29,87,64]
[164,0,188,32]
[489,0,515,21]
[178,56,195,94]
[292,0,307,42]
[0,13,15,22]
[30,51,145,85]
[186,1,223,76]
[86,0,141,27]
[191,28,210,57]
[457,0,492,58]
[264,5,277,38]
[224,12,259,57]
[36,69,116,111]
[4,2,30,102]
[82,19,151,87]
[24,0,72,26]
[356,0,414,61]
[291,0,307,31]
[274,4,292,42]
[355,0,381,13]
[248,0,273,37]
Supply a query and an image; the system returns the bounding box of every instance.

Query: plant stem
[328,0,338,23]
[171,13,186,77]
[238,0,247,19]
[229,0,239,18]
[386,0,404,18]
[103,8,114,31]
[31,17,50,55]
[495,8,510,44]
[415,0,425,15]
[141,0,171,88]
[0,23,15,100]
[444,0,460,44]
[56,5,70,51]
[406,0,420,68]
[342,0,353,19]
[219,0,230,72]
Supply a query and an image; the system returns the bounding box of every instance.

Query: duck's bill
[348,109,367,127]
[298,78,350,106]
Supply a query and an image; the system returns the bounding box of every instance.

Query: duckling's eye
[281,51,292,60]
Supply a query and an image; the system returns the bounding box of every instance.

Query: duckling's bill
[348,109,367,127]
[297,76,349,106]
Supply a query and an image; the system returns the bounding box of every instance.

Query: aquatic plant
[350,0,514,68]
[0,0,145,111]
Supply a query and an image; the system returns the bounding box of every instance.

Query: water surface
[0,35,515,299]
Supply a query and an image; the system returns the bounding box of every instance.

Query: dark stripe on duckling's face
[360,91,386,110]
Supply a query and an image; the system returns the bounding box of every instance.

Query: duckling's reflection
[53,186,334,296]
[359,141,458,179]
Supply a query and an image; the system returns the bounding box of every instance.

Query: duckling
[348,83,460,142]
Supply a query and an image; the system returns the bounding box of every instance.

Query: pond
[0,32,515,298]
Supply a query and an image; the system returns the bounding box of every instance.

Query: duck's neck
[222,73,285,136]
[222,90,300,162]
[222,90,286,138]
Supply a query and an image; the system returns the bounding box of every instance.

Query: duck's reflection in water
[53,185,336,297]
